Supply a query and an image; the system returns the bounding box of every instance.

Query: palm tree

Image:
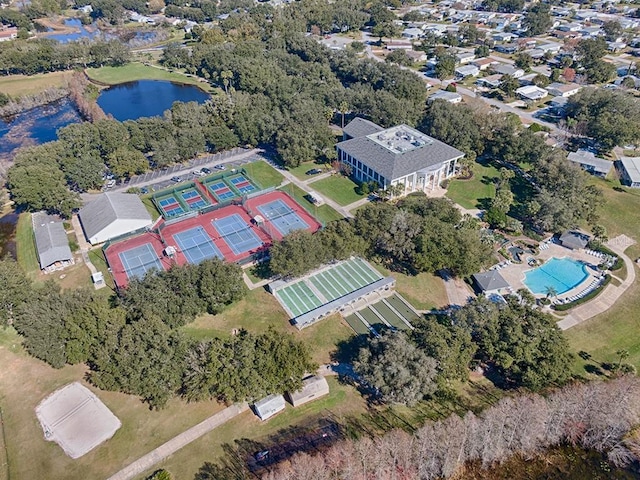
[616,349,629,370]
[544,285,558,300]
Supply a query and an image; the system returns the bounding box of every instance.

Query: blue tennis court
[212,214,262,255]
[118,243,163,280]
[180,189,209,210]
[173,226,223,264]
[257,199,309,236]
[228,174,256,194]
[157,196,185,217]
[207,181,236,201]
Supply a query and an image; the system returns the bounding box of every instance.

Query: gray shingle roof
[620,157,640,184]
[472,271,509,292]
[342,117,383,139]
[287,376,329,404]
[567,150,612,175]
[79,193,151,241]
[559,231,589,250]
[336,122,464,181]
[32,212,72,269]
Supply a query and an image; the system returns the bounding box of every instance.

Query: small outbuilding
[79,193,153,245]
[32,212,74,273]
[472,270,509,295]
[559,231,590,250]
[252,394,286,421]
[286,376,329,407]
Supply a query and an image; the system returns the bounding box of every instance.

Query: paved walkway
[277,169,354,218]
[70,214,106,289]
[106,403,249,480]
[557,236,636,330]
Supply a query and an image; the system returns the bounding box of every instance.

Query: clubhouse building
[336,118,465,196]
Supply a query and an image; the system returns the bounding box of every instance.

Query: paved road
[106,403,249,480]
[557,235,637,330]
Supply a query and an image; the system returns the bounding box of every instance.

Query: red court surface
[105,191,322,288]
[161,205,271,266]
[243,191,322,241]
[103,232,172,289]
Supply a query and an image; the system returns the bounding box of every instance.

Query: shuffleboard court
[212,214,262,255]
[118,243,163,280]
[173,226,223,264]
[257,199,309,236]
[385,294,419,322]
[372,302,409,330]
[344,313,371,335]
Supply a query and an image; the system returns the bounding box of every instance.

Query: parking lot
[108,147,267,194]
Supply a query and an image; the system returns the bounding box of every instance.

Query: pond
[42,18,101,43]
[97,80,210,121]
[0,98,82,163]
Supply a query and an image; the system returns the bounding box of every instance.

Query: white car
[106,179,116,188]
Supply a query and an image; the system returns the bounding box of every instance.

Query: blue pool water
[524,257,589,295]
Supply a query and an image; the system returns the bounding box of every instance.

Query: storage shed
[286,376,329,407]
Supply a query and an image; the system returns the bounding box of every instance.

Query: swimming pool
[524,257,589,295]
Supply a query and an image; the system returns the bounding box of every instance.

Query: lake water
[97,80,210,121]
[0,98,81,163]
[43,18,101,43]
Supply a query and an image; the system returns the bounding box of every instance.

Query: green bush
[553,275,611,311]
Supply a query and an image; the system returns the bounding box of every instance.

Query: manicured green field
[310,175,365,206]
[373,263,448,310]
[86,63,211,91]
[286,161,327,180]
[446,161,501,210]
[243,160,284,189]
[278,183,343,225]
[15,213,39,277]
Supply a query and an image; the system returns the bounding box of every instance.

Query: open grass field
[0,71,73,97]
[15,213,39,278]
[563,177,640,375]
[373,263,448,310]
[181,289,354,365]
[310,175,365,206]
[446,161,501,210]
[0,329,228,480]
[86,63,212,91]
[243,160,284,189]
[278,183,343,225]
[286,161,327,180]
[139,376,368,480]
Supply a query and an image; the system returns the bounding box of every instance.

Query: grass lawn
[89,248,116,290]
[372,264,448,310]
[278,183,344,225]
[310,175,365,207]
[15,213,39,278]
[0,335,227,480]
[446,161,501,210]
[0,71,74,97]
[141,376,368,480]
[589,177,640,241]
[86,63,212,92]
[243,160,284,189]
[141,195,161,221]
[181,290,353,365]
[286,161,327,181]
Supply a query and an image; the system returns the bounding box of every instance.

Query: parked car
[171,176,181,183]
[306,168,323,175]
[192,170,204,177]
[106,179,116,188]
[201,167,211,174]
[140,187,149,194]
[215,164,226,170]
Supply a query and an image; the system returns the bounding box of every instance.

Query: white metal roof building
[252,394,286,421]
[567,150,612,178]
[286,376,329,407]
[516,85,548,102]
[336,119,464,196]
[78,193,153,245]
[619,157,640,188]
[32,212,74,273]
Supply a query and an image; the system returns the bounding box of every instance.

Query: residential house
[546,82,581,97]
[455,64,480,79]
[518,73,539,86]
[538,42,562,53]
[476,74,503,89]
[557,22,583,32]
[492,32,515,42]
[492,64,525,78]
[402,27,424,39]
[608,41,627,52]
[385,40,413,51]
[516,85,548,101]
[405,50,427,62]
[336,119,465,196]
[286,376,329,407]
[32,212,74,273]
[427,89,463,103]
[78,192,153,245]
[473,57,498,71]
[618,157,640,188]
[456,52,476,64]
[567,149,613,177]
[494,43,518,54]
[252,394,286,421]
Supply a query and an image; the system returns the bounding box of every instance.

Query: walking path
[557,236,636,330]
[106,403,249,480]
[70,215,106,289]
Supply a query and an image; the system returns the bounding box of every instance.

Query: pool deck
[497,242,603,301]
